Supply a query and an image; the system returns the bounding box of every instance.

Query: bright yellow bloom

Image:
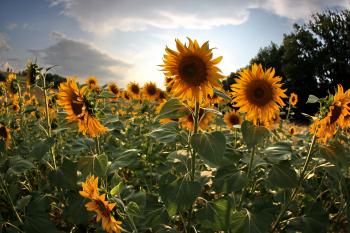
[162,38,224,103]
[86,76,98,89]
[289,93,298,106]
[85,194,122,233]
[127,82,141,99]
[79,175,99,200]
[0,123,11,149]
[142,82,159,101]
[230,63,287,125]
[224,110,242,129]
[310,85,350,143]
[180,107,214,130]
[57,77,107,137]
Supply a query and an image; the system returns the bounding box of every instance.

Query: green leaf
[318,142,349,168]
[263,142,292,163]
[197,198,234,231]
[231,208,273,233]
[30,137,55,160]
[48,159,77,190]
[288,201,328,233]
[7,157,34,176]
[24,194,57,233]
[63,192,90,225]
[241,121,270,148]
[268,161,298,188]
[191,131,226,166]
[109,149,139,170]
[78,153,108,177]
[159,177,201,216]
[212,166,248,193]
[150,122,179,143]
[214,88,231,101]
[99,91,117,98]
[157,98,191,120]
[306,95,319,104]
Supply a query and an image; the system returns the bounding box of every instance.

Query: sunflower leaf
[157,98,191,120]
[241,121,270,148]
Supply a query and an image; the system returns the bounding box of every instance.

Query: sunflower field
[1,38,350,233]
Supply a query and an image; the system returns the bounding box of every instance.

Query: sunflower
[57,77,107,137]
[289,93,298,106]
[224,110,242,128]
[85,194,122,233]
[157,90,167,101]
[79,175,99,200]
[180,107,214,130]
[142,82,160,101]
[25,60,40,86]
[121,91,131,101]
[108,83,120,99]
[310,85,350,142]
[86,76,98,88]
[7,73,20,96]
[0,123,11,149]
[161,38,224,103]
[164,76,174,94]
[230,63,287,125]
[127,82,141,99]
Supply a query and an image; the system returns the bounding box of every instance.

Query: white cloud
[0,33,10,53]
[29,32,131,83]
[50,0,349,34]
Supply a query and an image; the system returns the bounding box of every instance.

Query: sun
[161,38,224,103]
[230,63,287,125]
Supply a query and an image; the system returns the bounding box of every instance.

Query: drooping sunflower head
[289,126,295,135]
[289,93,298,106]
[25,60,41,86]
[164,76,174,93]
[180,107,214,131]
[310,85,350,143]
[57,77,107,137]
[142,82,159,101]
[108,83,120,98]
[162,38,224,103]
[121,90,131,101]
[224,110,242,129]
[127,82,141,99]
[7,73,19,96]
[157,90,167,101]
[0,123,11,149]
[230,63,287,125]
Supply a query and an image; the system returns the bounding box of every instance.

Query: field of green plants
[0,36,350,233]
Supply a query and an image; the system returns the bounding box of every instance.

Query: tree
[247,10,350,118]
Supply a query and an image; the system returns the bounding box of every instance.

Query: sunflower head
[230,63,287,125]
[289,126,295,135]
[224,110,242,129]
[180,107,214,131]
[127,82,141,99]
[58,77,107,137]
[289,93,298,106]
[79,175,99,200]
[157,90,167,100]
[86,76,98,89]
[25,60,41,86]
[108,83,120,98]
[142,82,159,101]
[309,85,350,143]
[7,73,19,95]
[0,123,11,149]
[162,38,224,103]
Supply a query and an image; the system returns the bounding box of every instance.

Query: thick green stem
[42,74,56,170]
[190,101,200,181]
[272,133,317,231]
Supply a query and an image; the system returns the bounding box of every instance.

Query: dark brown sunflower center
[0,126,7,139]
[246,80,273,106]
[71,93,84,116]
[329,105,342,124]
[131,85,140,94]
[96,200,111,217]
[291,96,296,102]
[147,86,157,96]
[229,114,240,125]
[179,56,207,86]
[110,86,119,95]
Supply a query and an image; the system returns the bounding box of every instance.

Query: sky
[0,0,348,88]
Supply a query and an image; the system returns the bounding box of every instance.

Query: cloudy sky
[0,0,348,88]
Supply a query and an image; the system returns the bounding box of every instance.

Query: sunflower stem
[95,137,101,155]
[271,132,317,231]
[0,175,23,224]
[42,73,56,170]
